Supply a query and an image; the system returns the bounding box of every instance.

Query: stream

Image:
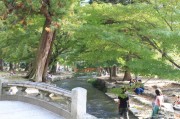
[53,77,137,119]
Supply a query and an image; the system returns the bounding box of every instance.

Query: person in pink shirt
[173,95,180,111]
[174,95,180,105]
[151,88,164,119]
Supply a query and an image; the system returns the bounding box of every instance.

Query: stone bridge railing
[0,79,97,119]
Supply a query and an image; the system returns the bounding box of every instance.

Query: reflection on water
[53,78,137,119]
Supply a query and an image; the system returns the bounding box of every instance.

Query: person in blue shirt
[134,79,144,95]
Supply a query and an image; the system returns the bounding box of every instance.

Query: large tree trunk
[123,70,132,81]
[109,67,112,80]
[42,31,56,82]
[26,19,55,82]
[0,59,3,71]
[123,54,132,81]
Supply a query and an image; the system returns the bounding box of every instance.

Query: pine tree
[1,0,76,82]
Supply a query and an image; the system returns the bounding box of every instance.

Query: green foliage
[69,1,180,80]
[109,88,123,96]
[0,1,6,16]
[109,82,144,97]
[109,87,129,98]
[0,0,79,64]
[94,0,132,5]
[0,0,179,81]
[0,15,44,62]
[91,79,107,92]
[127,59,180,80]
[87,78,96,83]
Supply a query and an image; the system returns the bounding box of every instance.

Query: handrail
[2,81,71,97]
[0,80,97,119]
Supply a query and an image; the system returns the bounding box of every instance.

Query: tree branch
[40,0,52,21]
[138,34,180,68]
[155,9,173,31]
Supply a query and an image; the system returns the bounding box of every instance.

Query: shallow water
[53,77,137,119]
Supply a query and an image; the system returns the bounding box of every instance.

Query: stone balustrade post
[71,87,87,119]
[0,78,4,100]
[0,79,9,99]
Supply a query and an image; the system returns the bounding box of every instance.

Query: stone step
[132,95,152,107]
[129,96,152,118]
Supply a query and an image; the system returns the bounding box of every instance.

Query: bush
[90,79,107,92]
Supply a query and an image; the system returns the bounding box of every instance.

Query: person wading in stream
[118,88,129,119]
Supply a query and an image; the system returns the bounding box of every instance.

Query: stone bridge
[0,79,97,119]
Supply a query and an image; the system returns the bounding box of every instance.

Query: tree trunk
[112,65,117,77]
[0,59,3,71]
[50,64,57,74]
[123,70,132,81]
[9,62,13,71]
[48,52,58,75]
[42,31,56,82]
[123,54,132,81]
[109,67,112,80]
[97,67,102,76]
[104,67,109,74]
[66,66,69,71]
[24,63,29,71]
[26,19,55,82]
[48,50,59,75]
[14,63,19,71]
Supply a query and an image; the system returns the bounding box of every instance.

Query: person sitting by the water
[133,77,138,83]
[134,79,144,95]
[174,95,180,106]
[173,95,180,111]
[46,73,52,82]
[10,70,15,76]
[129,78,135,86]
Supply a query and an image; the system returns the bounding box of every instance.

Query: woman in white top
[151,88,164,119]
